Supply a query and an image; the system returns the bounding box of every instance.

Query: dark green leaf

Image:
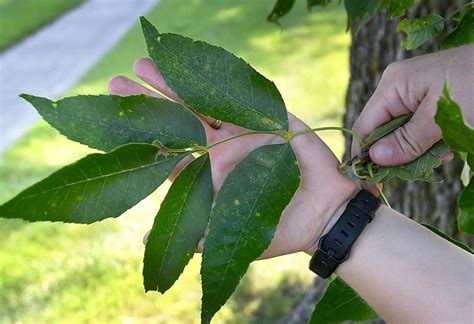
[309,277,378,324]
[458,176,474,234]
[0,144,185,224]
[435,84,474,155]
[442,8,474,49]
[307,0,331,11]
[397,14,445,50]
[422,224,473,253]
[143,154,213,293]
[267,0,295,24]
[363,113,413,148]
[344,0,381,34]
[381,0,416,18]
[21,94,206,151]
[200,143,300,323]
[140,17,289,132]
[366,141,449,184]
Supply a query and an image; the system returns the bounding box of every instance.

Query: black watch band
[309,189,381,278]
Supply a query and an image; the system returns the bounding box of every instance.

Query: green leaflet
[381,0,416,19]
[0,144,185,224]
[435,84,474,155]
[267,0,295,25]
[200,143,300,323]
[140,17,289,132]
[309,277,378,324]
[366,141,449,184]
[363,113,413,148]
[143,154,213,293]
[435,84,474,234]
[344,0,381,34]
[442,8,474,49]
[21,94,206,151]
[397,14,445,50]
[422,224,473,253]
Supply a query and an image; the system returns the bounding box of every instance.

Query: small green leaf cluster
[0,17,472,324]
[267,1,474,50]
[435,84,474,234]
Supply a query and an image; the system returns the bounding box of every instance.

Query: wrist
[304,180,358,255]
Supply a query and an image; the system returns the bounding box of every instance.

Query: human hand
[109,58,357,259]
[352,45,473,166]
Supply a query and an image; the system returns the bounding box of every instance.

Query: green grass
[0,0,83,50]
[0,0,350,322]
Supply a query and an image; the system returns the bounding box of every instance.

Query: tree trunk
[281,1,470,323]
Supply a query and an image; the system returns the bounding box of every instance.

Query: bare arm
[307,205,474,323]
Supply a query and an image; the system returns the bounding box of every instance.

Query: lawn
[0,0,350,323]
[0,0,83,50]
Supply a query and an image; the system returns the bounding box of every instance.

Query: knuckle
[381,61,408,84]
[393,126,425,159]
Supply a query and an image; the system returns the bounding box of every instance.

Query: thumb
[369,96,442,166]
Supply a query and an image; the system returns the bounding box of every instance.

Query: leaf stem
[205,130,286,151]
[446,2,473,20]
[289,126,364,146]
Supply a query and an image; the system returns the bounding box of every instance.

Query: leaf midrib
[156,157,206,282]
[155,35,285,129]
[205,145,287,306]
[19,155,175,200]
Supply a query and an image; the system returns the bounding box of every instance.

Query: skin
[109,50,474,322]
[352,44,474,165]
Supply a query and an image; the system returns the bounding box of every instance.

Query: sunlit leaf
[381,0,416,19]
[435,84,474,155]
[21,94,206,151]
[143,154,213,293]
[0,144,185,224]
[309,277,378,324]
[397,14,445,50]
[140,17,289,132]
[201,143,300,323]
[442,8,474,49]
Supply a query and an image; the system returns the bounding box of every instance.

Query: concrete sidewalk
[0,0,157,154]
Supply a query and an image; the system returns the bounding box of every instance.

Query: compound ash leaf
[143,154,213,293]
[366,141,449,184]
[397,14,445,50]
[267,0,295,25]
[442,8,474,49]
[309,277,378,324]
[0,144,185,224]
[363,113,413,148]
[435,84,474,155]
[422,224,473,253]
[140,17,289,132]
[200,143,300,323]
[21,94,206,152]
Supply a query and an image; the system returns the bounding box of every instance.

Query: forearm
[333,205,473,322]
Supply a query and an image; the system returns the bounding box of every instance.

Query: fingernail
[372,142,393,163]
